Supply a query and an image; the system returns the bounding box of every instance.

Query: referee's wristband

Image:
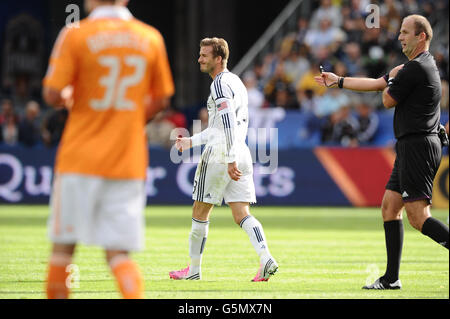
[338,77,344,89]
[387,77,395,87]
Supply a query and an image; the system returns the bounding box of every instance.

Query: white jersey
[191,70,249,163]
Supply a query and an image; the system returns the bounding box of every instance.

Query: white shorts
[48,173,146,252]
[192,144,256,206]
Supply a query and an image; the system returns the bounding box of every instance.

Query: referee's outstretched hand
[314,71,339,88]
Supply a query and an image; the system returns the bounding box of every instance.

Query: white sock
[240,215,270,260]
[189,218,209,275]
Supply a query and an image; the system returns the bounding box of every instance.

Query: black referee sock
[421,217,449,249]
[383,220,403,283]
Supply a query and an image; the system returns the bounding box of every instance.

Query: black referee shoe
[362,277,402,290]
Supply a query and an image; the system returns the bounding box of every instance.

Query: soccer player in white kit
[169,37,278,281]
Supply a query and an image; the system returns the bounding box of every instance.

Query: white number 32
[90,55,146,110]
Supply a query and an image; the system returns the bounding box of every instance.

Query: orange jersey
[43,6,174,179]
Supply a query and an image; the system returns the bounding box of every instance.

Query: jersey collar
[89,5,133,20]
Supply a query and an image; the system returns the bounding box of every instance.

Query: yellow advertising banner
[433,156,449,208]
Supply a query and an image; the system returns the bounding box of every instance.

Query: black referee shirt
[387,51,441,139]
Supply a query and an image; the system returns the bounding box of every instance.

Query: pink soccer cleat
[251,256,278,282]
[169,265,200,280]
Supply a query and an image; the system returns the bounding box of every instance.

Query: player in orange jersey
[42,0,174,299]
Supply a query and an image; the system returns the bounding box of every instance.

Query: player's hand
[60,85,74,109]
[389,64,404,79]
[227,162,242,181]
[314,71,339,88]
[175,137,192,152]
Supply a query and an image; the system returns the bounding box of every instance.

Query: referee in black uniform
[315,14,449,290]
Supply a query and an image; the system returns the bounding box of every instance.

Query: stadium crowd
[244,0,449,147]
[0,0,448,149]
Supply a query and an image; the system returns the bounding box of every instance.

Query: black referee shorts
[386,134,442,204]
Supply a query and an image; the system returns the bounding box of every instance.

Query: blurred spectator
[0,98,19,125]
[296,62,327,100]
[309,0,342,30]
[196,107,209,131]
[315,88,350,118]
[340,3,365,43]
[333,61,348,78]
[421,1,438,27]
[8,76,34,118]
[264,62,293,106]
[402,0,419,15]
[355,101,380,145]
[305,88,351,141]
[243,71,265,110]
[190,107,209,138]
[146,110,176,149]
[283,42,311,90]
[435,49,449,81]
[274,84,299,110]
[349,0,371,17]
[361,27,389,62]
[321,105,359,147]
[41,108,68,148]
[341,42,364,76]
[1,113,18,145]
[434,1,449,31]
[18,100,41,147]
[334,105,360,147]
[259,53,279,89]
[2,13,45,116]
[304,17,346,55]
[295,17,309,45]
[380,0,404,41]
[165,106,187,129]
[363,45,388,79]
[313,46,333,73]
[297,88,319,114]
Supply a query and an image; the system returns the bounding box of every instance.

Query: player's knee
[381,191,403,221]
[381,201,401,221]
[192,201,213,220]
[233,214,243,225]
[404,200,431,231]
[406,214,423,231]
[405,211,430,231]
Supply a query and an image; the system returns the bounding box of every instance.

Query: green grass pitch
[0,205,448,299]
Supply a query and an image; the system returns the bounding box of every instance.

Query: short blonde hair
[405,14,433,43]
[200,37,229,67]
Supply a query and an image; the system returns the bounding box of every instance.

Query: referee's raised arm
[314,70,389,92]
